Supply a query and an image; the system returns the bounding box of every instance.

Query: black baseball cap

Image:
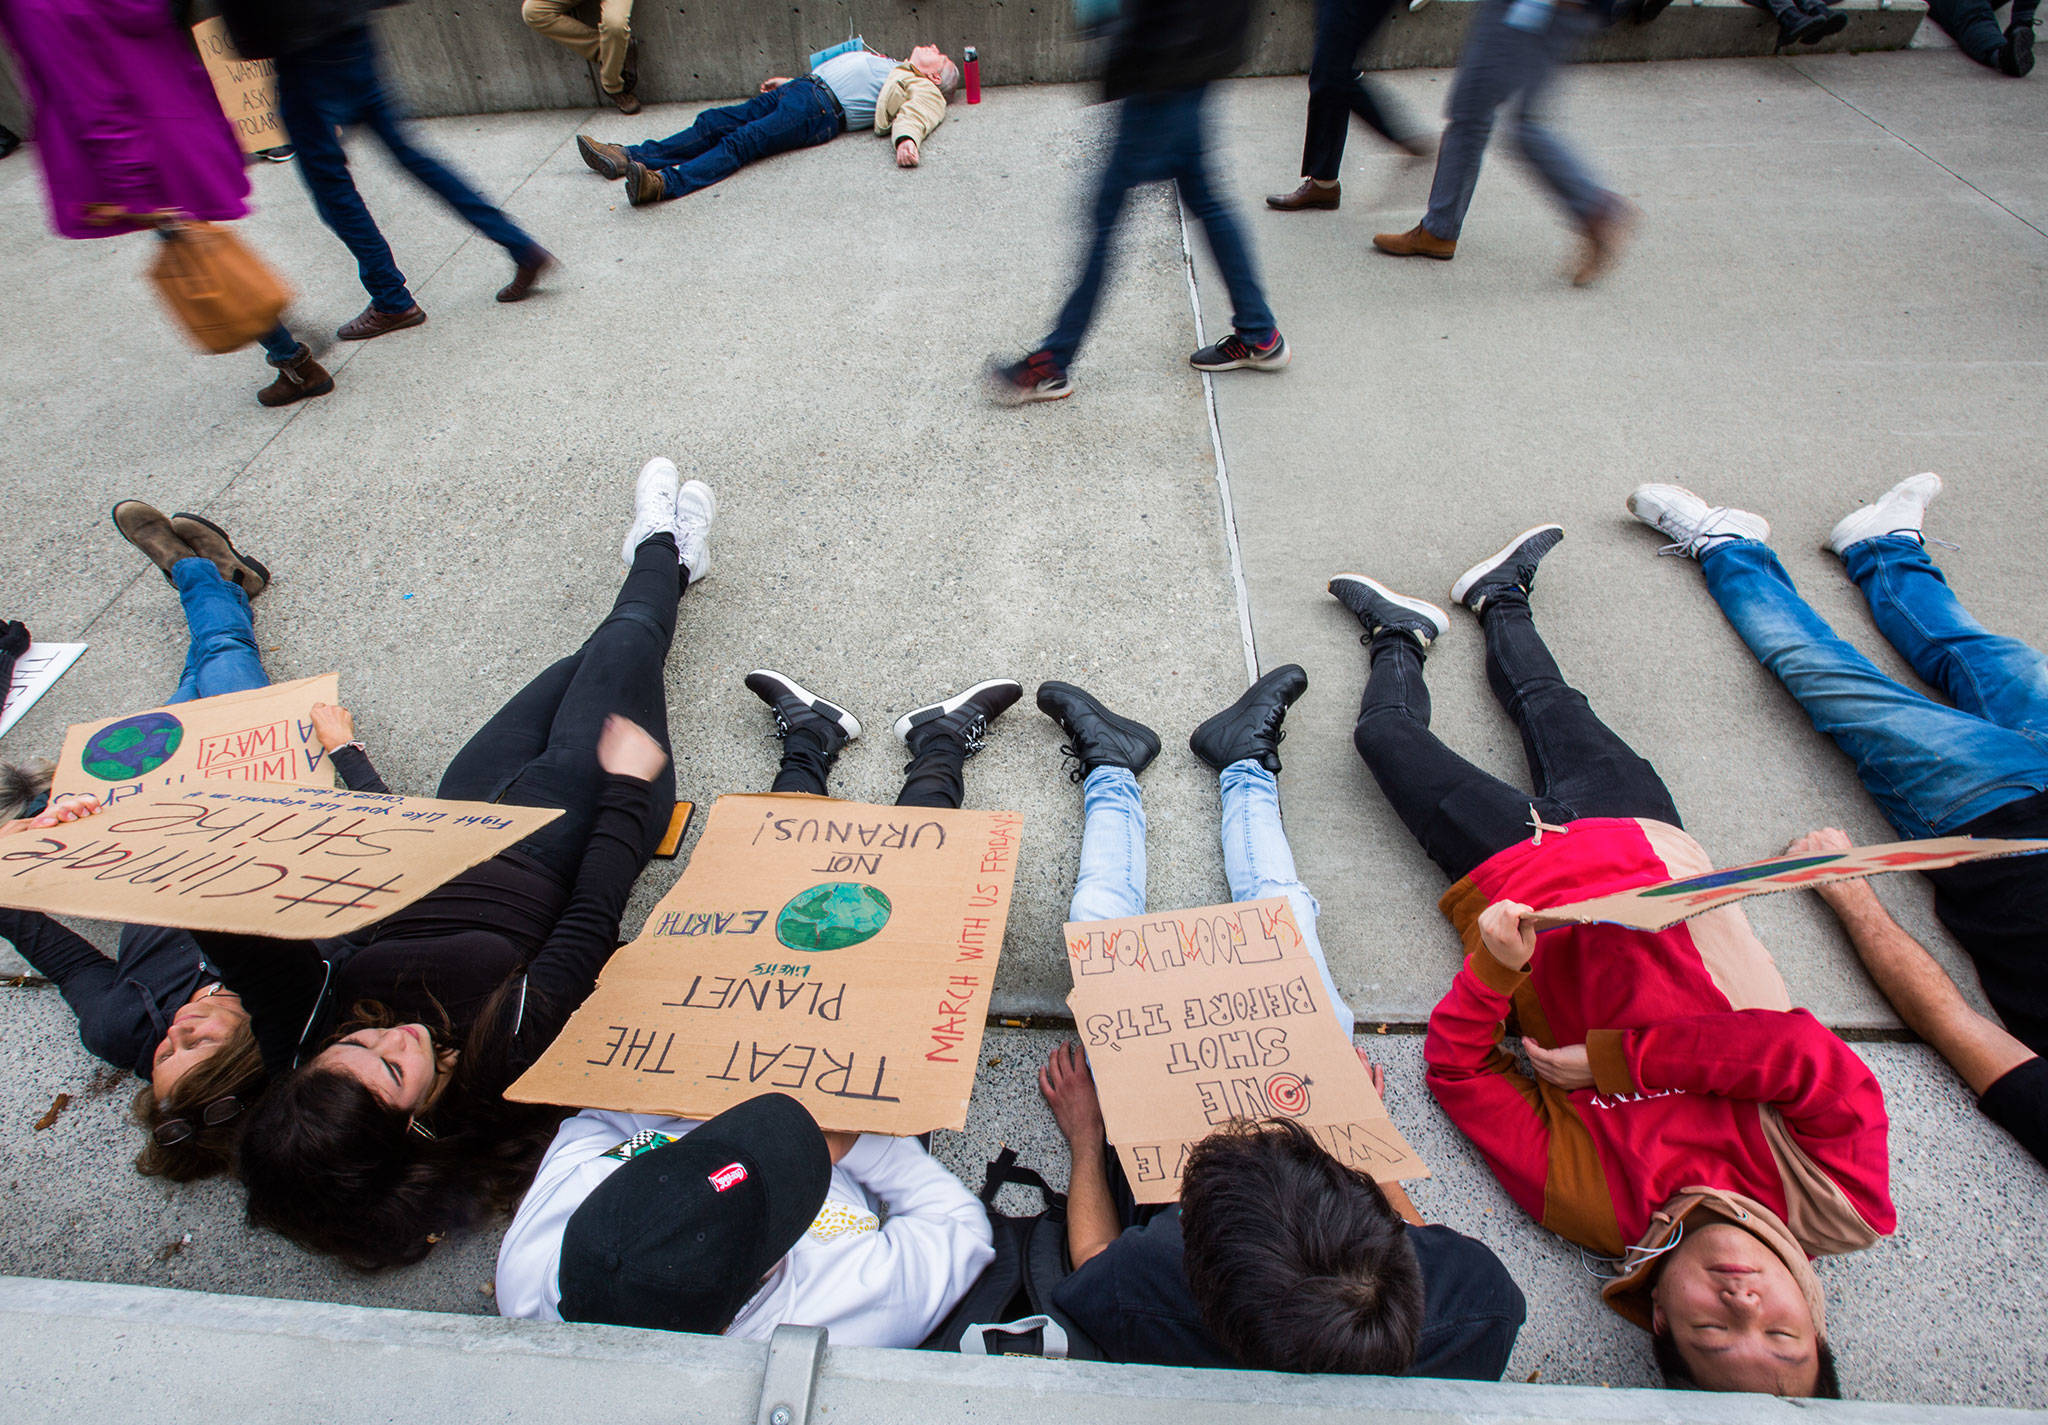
[557,1093,831,1335]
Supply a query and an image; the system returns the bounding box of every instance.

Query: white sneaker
[1826,473,1942,557]
[622,457,681,568]
[673,479,717,583]
[1626,484,1769,559]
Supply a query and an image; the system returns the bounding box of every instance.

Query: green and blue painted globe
[80,711,185,783]
[776,882,892,952]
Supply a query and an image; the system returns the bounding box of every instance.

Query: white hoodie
[496,1109,994,1348]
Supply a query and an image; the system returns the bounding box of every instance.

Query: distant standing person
[0,0,333,406]
[217,0,555,340]
[1374,0,1635,286]
[1267,0,1432,213]
[988,0,1289,403]
[521,0,642,113]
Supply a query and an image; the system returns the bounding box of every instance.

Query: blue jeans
[1068,762,1355,1037]
[627,79,843,200]
[274,27,542,312]
[167,559,268,705]
[1700,538,2048,839]
[1423,0,1609,242]
[1044,86,1276,368]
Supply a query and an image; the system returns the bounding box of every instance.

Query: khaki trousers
[521,0,634,93]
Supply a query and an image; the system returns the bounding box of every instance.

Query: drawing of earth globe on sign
[776,882,893,952]
[80,711,185,782]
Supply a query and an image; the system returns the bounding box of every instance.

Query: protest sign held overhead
[53,675,341,804]
[1531,836,2048,933]
[509,793,1022,1136]
[1064,897,1428,1205]
[0,781,558,938]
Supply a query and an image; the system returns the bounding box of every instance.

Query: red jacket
[1425,818,1895,1260]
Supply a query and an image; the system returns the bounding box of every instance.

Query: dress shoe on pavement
[337,303,425,341]
[497,249,554,303]
[170,514,271,599]
[577,134,629,180]
[111,501,198,583]
[1373,223,1457,260]
[605,86,642,115]
[623,159,665,207]
[1267,179,1340,211]
[1572,199,1637,287]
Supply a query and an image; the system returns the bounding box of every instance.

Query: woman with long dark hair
[205,458,713,1268]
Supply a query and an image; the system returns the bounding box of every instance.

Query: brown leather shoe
[256,343,334,407]
[336,303,426,341]
[169,514,271,599]
[624,159,665,207]
[1572,199,1638,287]
[497,249,555,303]
[1373,223,1458,260]
[1267,179,1340,211]
[111,501,197,582]
[605,86,641,115]
[577,134,629,180]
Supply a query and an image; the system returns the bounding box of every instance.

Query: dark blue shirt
[1052,1208,1525,1378]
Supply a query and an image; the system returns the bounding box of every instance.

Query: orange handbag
[135,213,293,354]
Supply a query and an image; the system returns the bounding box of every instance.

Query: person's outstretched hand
[759,75,792,92]
[1039,1041,1104,1147]
[1786,826,1875,916]
[310,701,357,752]
[595,714,668,782]
[1,792,102,838]
[1525,1040,1594,1090]
[1476,899,1539,972]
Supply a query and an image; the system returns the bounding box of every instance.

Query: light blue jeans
[1700,537,2048,839]
[1069,761,1355,1037]
[168,558,268,704]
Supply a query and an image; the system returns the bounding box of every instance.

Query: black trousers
[1924,0,2036,65]
[0,910,205,1078]
[437,536,683,876]
[1351,592,1681,883]
[1302,0,1421,179]
[769,727,968,809]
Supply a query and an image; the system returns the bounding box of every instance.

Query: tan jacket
[875,64,947,147]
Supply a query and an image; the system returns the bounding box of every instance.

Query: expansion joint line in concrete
[1792,61,2048,246]
[1175,193,1262,687]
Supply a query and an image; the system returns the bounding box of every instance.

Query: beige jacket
[875,64,947,147]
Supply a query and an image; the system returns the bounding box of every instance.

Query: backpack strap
[959,1314,1070,1360]
[980,1146,1068,1214]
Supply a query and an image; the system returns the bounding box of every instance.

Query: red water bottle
[963,46,981,104]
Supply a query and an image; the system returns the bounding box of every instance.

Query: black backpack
[919,1149,1102,1359]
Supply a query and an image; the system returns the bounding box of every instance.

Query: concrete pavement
[2,46,2045,1411]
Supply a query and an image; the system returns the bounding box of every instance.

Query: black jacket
[217,0,404,61]
[1100,0,1254,102]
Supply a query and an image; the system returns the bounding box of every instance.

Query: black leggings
[437,536,683,876]
[1351,591,1681,883]
[769,727,968,808]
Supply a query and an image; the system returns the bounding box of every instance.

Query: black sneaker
[2001,22,2035,75]
[893,680,1024,757]
[1328,574,1451,649]
[1189,665,1308,774]
[1035,683,1162,782]
[989,352,1071,404]
[746,670,861,755]
[1190,330,1290,372]
[1448,525,1565,615]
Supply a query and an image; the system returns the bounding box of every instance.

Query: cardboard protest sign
[1532,836,2048,933]
[192,17,284,155]
[1064,897,1428,1205]
[0,780,558,937]
[53,675,340,803]
[509,793,1022,1135]
[1,642,86,740]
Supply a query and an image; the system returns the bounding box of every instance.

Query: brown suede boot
[624,159,666,207]
[1373,223,1457,260]
[577,134,629,180]
[257,343,334,407]
[169,514,271,599]
[111,501,198,583]
[1572,199,1638,287]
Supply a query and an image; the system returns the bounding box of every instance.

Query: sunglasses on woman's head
[152,1094,243,1146]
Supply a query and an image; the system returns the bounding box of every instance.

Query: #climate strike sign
[509,793,1022,1136]
[1065,897,1428,1205]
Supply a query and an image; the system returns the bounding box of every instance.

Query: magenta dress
[0,0,250,238]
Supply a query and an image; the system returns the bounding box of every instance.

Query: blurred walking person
[1374,0,1635,286]
[989,0,1288,404]
[0,0,334,406]
[217,0,555,340]
[1267,0,1433,213]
